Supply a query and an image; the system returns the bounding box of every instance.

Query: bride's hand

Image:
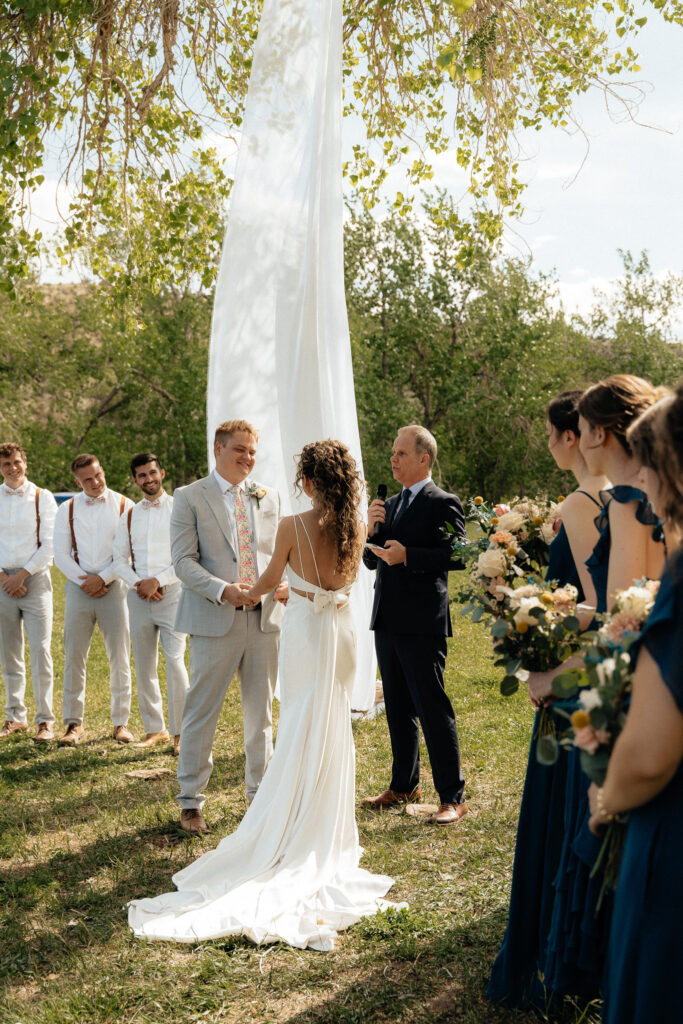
[274,581,289,605]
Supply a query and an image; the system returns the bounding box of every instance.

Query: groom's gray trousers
[177,607,279,808]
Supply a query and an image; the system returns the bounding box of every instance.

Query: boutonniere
[247,482,267,509]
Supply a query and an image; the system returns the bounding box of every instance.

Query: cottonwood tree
[2,0,683,292]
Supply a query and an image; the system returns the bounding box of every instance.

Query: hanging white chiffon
[128,568,401,949]
[206,0,376,711]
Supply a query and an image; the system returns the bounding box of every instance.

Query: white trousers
[62,579,131,727]
[0,568,54,724]
[177,608,279,808]
[128,583,188,735]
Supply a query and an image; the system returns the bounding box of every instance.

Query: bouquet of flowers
[449,495,564,623]
[551,578,660,901]
[490,580,583,761]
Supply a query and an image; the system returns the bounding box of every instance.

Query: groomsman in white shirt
[53,453,133,746]
[0,442,58,743]
[113,453,189,755]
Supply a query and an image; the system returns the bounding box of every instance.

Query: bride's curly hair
[294,440,364,578]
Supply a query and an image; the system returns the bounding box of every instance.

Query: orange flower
[515,621,529,634]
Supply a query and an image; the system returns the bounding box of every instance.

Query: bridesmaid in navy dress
[539,376,667,995]
[487,390,608,1010]
[588,386,683,1024]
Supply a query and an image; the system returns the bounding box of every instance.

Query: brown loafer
[113,725,134,744]
[362,786,422,809]
[180,808,208,834]
[59,724,84,747]
[172,735,180,757]
[134,731,170,749]
[428,801,469,826]
[0,720,29,738]
[34,723,55,744]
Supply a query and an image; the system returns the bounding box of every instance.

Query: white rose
[578,687,602,712]
[496,510,526,532]
[513,597,542,627]
[540,521,556,545]
[511,584,544,601]
[616,585,655,622]
[594,657,618,686]
[477,547,508,578]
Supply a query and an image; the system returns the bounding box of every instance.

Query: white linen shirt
[112,490,178,587]
[54,488,133,585]
[0,480,57,574]
[212,470,258,604]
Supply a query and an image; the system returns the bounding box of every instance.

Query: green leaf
[536,734,559,765]
[505,658,522,676]
[500,676,519,697]
[552,670,582,698]
[562,615,580,633]
[491,619,510,638]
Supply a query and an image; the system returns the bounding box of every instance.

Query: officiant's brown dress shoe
[134,731,170,749]
[180,808,208,835]
[0,720,28,738]
[362,786,422,809]
[59,724,84,746]
[428,801,469,826]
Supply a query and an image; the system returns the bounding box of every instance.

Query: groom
[171,419,286,833]
[362,424,467,825]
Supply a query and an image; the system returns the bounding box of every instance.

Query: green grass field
[0,570,601,1024]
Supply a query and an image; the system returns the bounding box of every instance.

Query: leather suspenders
[68,493,126,565]
[127,507,135,572]
[35,487,41,548]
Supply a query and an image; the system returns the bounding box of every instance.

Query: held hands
[222,583,251,607]
[1,570,29,598]
[273,581,289,605]
[79,573,108,598]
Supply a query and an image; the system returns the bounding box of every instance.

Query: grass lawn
[0,569,601,1024]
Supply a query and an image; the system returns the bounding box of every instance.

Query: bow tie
[142,498,161,508]
[85,495,106,505]
[313,589,350,614]
[4,486,25,497]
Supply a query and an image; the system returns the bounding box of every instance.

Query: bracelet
[596,786,615,824]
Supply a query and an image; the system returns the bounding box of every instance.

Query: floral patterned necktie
[229,485,257,587]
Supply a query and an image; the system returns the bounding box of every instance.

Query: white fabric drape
[207,0,376,709]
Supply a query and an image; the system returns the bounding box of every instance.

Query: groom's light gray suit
[171,473,284,808]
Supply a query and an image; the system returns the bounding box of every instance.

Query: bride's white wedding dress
[128,520,399,951]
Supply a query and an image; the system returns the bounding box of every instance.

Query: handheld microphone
[374,483,387,536]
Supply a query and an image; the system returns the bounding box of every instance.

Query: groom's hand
[373,539,406,566]
[222,583,246,607]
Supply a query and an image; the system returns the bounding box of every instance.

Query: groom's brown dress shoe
[180,808,209,834]
[428,801,469,826]
[362,786,422,809]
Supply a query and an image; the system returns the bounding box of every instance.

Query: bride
[128,439,400,950]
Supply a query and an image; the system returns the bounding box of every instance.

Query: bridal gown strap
[128,517,401,951]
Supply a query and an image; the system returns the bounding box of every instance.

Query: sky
[31,4,683,332]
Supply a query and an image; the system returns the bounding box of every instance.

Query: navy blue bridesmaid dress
[542,486,664,999]
[603,550,683,1024]
[487,511,596,1009]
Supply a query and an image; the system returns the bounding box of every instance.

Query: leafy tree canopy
[2,0,683,294]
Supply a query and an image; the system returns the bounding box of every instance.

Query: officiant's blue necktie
[393,488,411,525]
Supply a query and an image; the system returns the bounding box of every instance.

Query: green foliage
[1,1,682,290]
[346,200,683,498]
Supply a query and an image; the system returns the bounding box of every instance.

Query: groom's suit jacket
[363,479,465,636]
[171,474,284,637]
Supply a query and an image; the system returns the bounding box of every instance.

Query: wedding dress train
[128,537,399,951]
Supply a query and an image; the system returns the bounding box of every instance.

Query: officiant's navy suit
[363,479,466,804]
